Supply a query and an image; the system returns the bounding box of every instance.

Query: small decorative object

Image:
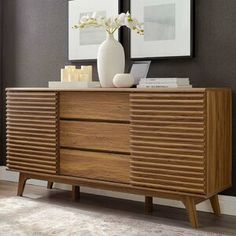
[48,81,101,89]
[113,74,135,88]
[60,65,93,82]
[81,66,92,82]
[74,12,144,87]
[61,66,77,82]
[68,0,119,60]
[137,78,192,88]
[130,0,193,59]
[130,61,151,85]
[61,69,70,82]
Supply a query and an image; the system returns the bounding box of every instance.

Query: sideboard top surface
[5,87,231,93]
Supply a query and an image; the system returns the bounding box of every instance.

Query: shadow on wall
[0,0,2,165]
[1,0,17,166]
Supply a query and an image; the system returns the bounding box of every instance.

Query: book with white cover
[139,78,190,85]
[48,81,101,89]
[137,84,192,88]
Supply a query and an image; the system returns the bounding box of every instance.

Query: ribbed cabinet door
[6,91,59,174]
[130,92,206,195]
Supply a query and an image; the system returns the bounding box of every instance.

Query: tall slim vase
[97,33,125,88]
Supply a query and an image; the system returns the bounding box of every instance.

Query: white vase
[97,33,125,88]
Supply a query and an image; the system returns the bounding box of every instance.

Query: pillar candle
[65,65,76,70]
[77,69,81,81]
[68,69,79,82]
[81,66,93,82]
[61,69,69,82]
[80,73,89,82]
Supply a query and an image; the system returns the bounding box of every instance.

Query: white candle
[80,73,89,82]
[65,65,76,70]
[81,66,93,82]
[77,69,81,81]
[61,69,69,82]
[68,69,79,82]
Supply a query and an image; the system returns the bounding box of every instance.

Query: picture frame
[130,61,151,85]
[68,0,120,61]
[129,0,193,59]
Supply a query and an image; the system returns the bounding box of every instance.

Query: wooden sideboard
[6,88,232,228]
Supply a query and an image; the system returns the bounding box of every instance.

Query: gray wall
[1,0,236,195]
[0,0,3,166]
[1,0,69,165]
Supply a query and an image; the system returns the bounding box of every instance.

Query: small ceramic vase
[113,74,135,88]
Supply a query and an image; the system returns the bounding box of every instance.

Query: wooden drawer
[60,149,130,183]
[60,92,130,122]
[60,120,130,153]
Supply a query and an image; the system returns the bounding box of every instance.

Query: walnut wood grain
[5,88,232,229]
[60,149,130,184]
[210,195,221,216]
[47,182,54,189]
[60,121,130,153]
[11,170,193,199]
[72,186,81,201]
[130,92,206,195]
[60,92,130,122]
[206,89,232,196]
[17,173,29,197]
[145,196,153,214]
[6,91,59,174]
[6,88,207,92]
[183,197,199,228]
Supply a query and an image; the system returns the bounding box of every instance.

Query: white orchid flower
[125,15,138,29]
[91,12,98,19]
[110,16,120,29]
[96,16,106,26]
[117,13,126,26]
[80,15,89,23]
[73,11,144,35]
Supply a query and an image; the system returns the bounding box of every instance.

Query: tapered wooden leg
[72,186,80,201]
[17,173,28,197]
[145,196,153,214]
[184,197,199,228]
[210,195,221,217]
[47,181,53,189]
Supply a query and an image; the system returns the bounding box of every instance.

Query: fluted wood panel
[6,91,59,174]
[130,92,206,195]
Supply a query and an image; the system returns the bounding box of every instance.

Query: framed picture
[68,0,120,61]
[130,0,193,59]
[130,61,151,85]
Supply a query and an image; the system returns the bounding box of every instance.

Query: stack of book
[137,78,192,88]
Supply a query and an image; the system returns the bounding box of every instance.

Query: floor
[1,180,236,235]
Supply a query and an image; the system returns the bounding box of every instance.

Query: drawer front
[60,92,130,122]
[6,91,59,174]
[130,92,206,195]
[60,121,130,153]
[60,149,130,183]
